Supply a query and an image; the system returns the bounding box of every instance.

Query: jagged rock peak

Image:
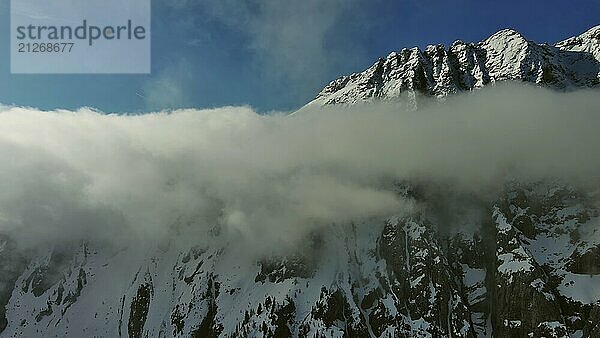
[308,25,600,107]
[484,28,529,44]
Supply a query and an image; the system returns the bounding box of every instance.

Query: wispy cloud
[163,0,362,95]
[141,58,192,110]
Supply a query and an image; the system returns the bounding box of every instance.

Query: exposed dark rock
[568,246,600,275]
[128,281,153,338]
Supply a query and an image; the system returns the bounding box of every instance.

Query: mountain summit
[308,25,600,106]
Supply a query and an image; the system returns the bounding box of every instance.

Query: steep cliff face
[1,182,599,338]
[307,26,600,107]
[1,26,600,338]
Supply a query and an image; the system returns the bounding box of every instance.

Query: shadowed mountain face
[308,26,600,107]
[1,26,600,338]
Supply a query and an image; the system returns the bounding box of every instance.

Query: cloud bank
[0,85,599,252]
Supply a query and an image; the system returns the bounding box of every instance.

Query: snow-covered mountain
[1,26,600,338]
[308,25,600,107]
[2,182,600,338]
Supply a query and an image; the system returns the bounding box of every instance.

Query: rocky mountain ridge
[308,25,600,107]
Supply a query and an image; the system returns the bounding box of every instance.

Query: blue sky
[0,0,598,113]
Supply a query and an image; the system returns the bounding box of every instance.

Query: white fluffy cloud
[0,85,598,252]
